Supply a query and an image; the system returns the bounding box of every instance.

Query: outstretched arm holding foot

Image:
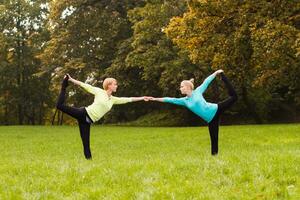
[195,69,224,94]
[66,74,82,86]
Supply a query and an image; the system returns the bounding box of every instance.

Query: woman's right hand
[144,96,154,101]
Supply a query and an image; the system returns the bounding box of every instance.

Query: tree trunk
[4,103,9,125]
[60,112,64,125]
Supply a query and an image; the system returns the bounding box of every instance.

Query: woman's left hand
[215,69,224,75]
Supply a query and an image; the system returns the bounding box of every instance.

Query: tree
[165,0,300,123]
[0,0,51,124]
[38,1,148,123]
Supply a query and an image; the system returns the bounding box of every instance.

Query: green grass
[0,124,299,199]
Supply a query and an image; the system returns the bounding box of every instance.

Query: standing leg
[78,121,92,160]
[208,115,220,155]
[206,73,237,156]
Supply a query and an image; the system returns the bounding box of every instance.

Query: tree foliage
[165,0,300,123]
[1,0,299,125]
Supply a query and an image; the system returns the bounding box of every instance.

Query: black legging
[56,79,92,159]
[208,73,238,155]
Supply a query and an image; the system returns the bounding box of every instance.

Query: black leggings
[56,85,92,160]
[208,73,238,155]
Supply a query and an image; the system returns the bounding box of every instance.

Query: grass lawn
[0,124,299,199]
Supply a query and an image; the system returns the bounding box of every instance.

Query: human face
[108,80,118,92]
[180,82,191,95]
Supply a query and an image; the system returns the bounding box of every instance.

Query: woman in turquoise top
[150,69,237,155]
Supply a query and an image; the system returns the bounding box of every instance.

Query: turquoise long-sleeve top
[163,73,218,123]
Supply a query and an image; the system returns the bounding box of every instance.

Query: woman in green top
[56,74,147,160]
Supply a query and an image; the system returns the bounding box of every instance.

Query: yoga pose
[150,70,237,155]
[56,74,148,160]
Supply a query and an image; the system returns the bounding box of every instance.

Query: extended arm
[67,74,99,95]
[195,69,224,93]
[151,97,186,106]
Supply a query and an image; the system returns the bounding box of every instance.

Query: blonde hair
[181,78,194,90]
[103,78,117,90]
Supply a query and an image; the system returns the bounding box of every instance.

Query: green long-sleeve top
[79,82,132,122]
